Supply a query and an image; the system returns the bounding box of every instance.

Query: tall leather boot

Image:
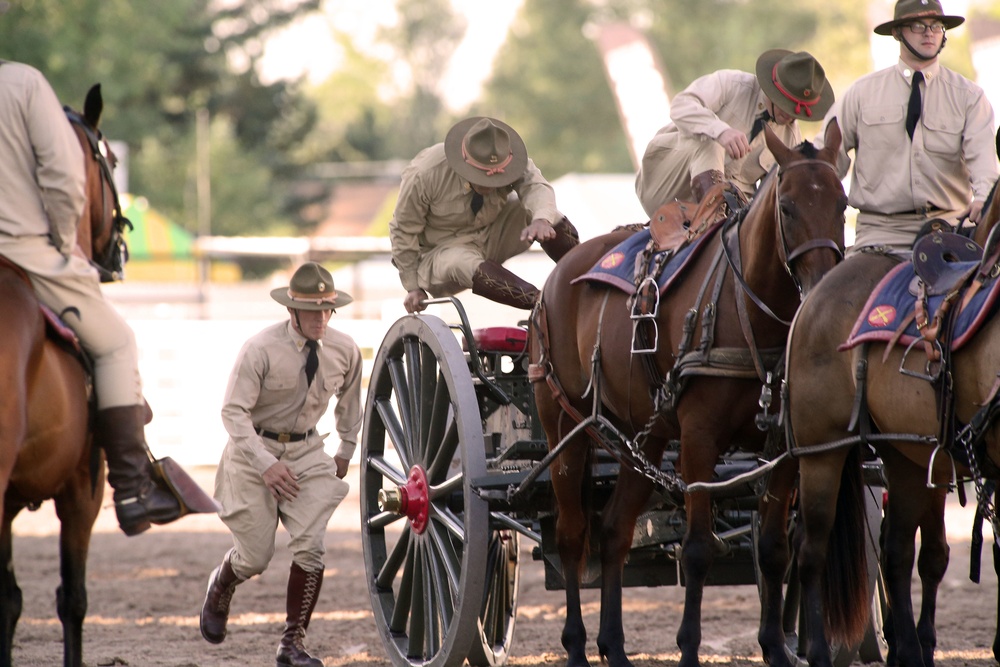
[472,260,539,310]
[200,549,244,644]
[539,216,580,262]
[276,563,325,667]
[95,405,183,536]
[690,169,724,203]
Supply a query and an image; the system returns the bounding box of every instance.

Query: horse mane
[794,139,820,159]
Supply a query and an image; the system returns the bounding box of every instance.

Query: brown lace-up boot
[276,563,325,667]
[539,216,580,262]
[200,549,244,644]
[471,260,540,309]
[690,169,724,203]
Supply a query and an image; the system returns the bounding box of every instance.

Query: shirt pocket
[259,372,299,407]
[858,105,904,149]
[921,116,963,159]
[318,374,341,405]
[428,197,470,220]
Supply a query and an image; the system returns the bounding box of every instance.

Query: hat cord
[771,63,819,117]
[462,142,514,176]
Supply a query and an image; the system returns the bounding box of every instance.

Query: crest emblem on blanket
[866,305,896,328]
[601,252,625,269]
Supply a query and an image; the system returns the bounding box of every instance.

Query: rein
[64,107,132,282]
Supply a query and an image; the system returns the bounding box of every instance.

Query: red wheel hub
[381,465,430,534]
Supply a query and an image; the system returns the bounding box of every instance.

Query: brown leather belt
[255,427,312,443]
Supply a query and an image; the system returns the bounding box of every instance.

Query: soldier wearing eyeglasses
[821,0,997,253]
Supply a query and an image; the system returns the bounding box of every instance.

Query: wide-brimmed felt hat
[270,262,353,311]
[874,0,964,35]
[444,117,528,188]
[756,50,835,121]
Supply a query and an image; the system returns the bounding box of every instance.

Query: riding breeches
[417,196,535,297]
[0,235,142,408]
[214,435,349,577]
[635,132,761,218]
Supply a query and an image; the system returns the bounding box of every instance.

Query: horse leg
[798,449,849,667]
[755,458,798,667]
[912,480,948,667]
[878,447,933,667]
[674,484,716,667]
[0,509,21,667]
[53,461,103,667]
[548,432,593,667]
[595,468,656,667]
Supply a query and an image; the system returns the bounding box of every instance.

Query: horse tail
[822,445,871,645]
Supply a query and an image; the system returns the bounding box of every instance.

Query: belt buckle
[278,432,291,443]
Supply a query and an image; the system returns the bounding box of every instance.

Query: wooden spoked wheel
[360,314,490,667]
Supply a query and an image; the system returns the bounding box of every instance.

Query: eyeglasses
[906,22,946,34]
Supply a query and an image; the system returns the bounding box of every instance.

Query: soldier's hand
[968,200,985,224]
[404,288,428,313]
[334,455,350,479]
[521,219,555,244]
[717,128,750,160]
[262,461,300,501]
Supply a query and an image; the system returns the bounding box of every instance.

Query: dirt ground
[7,466,1000,667]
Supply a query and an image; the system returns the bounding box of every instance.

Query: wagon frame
[359,297,887,667]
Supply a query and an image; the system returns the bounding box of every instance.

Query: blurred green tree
[0,0,322,236]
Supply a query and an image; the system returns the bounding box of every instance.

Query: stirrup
[899,337,943,382]
[631,277,660,354]
[926,443,958,490]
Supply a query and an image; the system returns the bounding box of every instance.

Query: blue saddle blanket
[841,260,1000,352]
[574,223,723,295]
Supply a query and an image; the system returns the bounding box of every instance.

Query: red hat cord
[772,63,819,117]
[462,142,514,177]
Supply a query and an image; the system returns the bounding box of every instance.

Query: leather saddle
[648,183,747,252]
[910,229,982,297]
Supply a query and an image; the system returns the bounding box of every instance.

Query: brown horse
[0,84,129,667]
[786,178,1000,667]
[530,121,847,667]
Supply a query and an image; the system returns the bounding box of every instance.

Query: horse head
[759,118,847,299]
[65,84,131,282]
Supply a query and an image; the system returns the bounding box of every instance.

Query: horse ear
[819,118,842,164]
[764,124,793,164]
[83,84,103,130]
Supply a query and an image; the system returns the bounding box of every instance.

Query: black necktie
[749,109,771,143]
[304,340,318,386]
[906,71,924,140]
[471,191,483,215]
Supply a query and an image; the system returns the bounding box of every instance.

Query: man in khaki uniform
[635,50,835,215]
[200,263,362,667]
[824,0,997,252]
[0,59,214,536]
[390,116,579,312]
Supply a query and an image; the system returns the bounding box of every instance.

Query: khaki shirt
[389,143,559,292]
[221,321,364,476]
[645,69,802,192]
[0,61,86,256]
[830,60,997,245]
